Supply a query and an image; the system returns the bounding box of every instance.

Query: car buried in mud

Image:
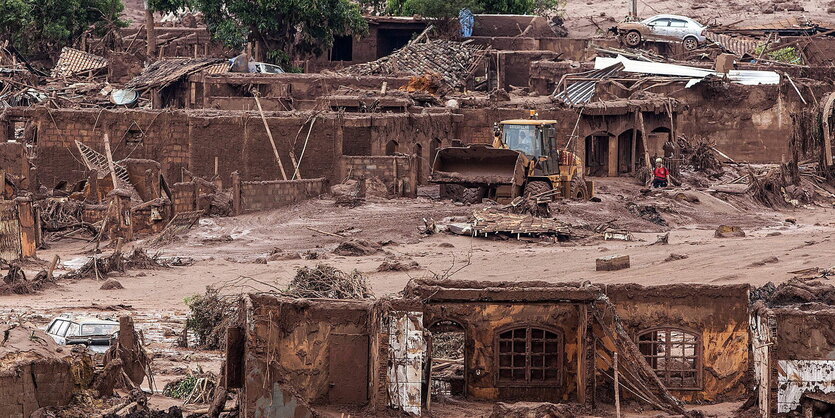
[45,314,119,354]
[614,14,707,51]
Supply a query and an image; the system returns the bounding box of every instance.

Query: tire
[460,186,487,204]
[624,31,642,47]
[569,176,589,200]
[444,184,486,204]
[524,181,552,199]
[682,37,698,51]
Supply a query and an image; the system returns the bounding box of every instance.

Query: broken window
[638,327,702,390]
[497,326,561,385]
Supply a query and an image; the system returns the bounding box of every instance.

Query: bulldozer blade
[430,146,526,186]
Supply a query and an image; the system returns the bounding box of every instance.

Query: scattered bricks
[715,225,746,238]
[596,255,630,271]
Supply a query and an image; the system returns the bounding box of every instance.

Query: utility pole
[631,0,638,18]
[144,0,157,60]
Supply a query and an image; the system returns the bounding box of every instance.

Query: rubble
[596,254,630,271]
[340,39,487,90]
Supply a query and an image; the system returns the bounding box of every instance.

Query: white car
[45,314,119,354]
[616,14,707,51]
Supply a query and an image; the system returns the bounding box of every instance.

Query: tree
[386,0,562,18]
[191,0,368,69]
[0,0,124,58]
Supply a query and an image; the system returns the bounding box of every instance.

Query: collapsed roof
[125,57,227,91]
[340,39,488,89]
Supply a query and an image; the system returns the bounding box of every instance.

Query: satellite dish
[110,89,139,105]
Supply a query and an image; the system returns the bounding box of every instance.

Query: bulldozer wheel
[570,176,589,200]
[460,186,487,204]
[524,181,552,199]
[444,184,486,204]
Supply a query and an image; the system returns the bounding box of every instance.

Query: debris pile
[341,40,487,89]
[377,256,420,272]
[471,208,573,240]
[0,265,52,295]
[284,264,373,299]
[61,248,168,280]
[677,136,723,173]
[752,276,835,307]
[125,58,226,92]
[333,239,381,256]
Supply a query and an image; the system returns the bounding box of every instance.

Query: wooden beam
[252,94,289,180]
[102,133,119,190]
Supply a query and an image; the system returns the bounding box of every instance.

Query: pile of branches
[185,286,240,350]
[0,265,53,295]
[163,369,217,404]
[61,248,168,280]
[284,264,373,299]
[677,136,722,173]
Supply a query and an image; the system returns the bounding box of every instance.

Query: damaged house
[225,280,752,416]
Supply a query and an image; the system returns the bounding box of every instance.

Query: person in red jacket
[652,158,669,188]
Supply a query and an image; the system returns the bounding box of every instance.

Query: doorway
[585,134,610,177]
[427,320,466,406]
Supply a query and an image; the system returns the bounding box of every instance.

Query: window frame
[494,324,563,387]
[637,326,703,391]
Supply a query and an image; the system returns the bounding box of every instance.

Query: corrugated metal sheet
[51,47,108,78]
[595,55,780,86]
[777,359,835,413]
[705,32,759,55]
[554,63,624,105]
[386,311,425,415]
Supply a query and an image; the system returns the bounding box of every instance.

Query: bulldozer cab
[496,120,558,159]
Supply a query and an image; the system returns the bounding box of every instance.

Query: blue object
[459,8,474,38]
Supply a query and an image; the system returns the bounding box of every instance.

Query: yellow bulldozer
[430,115,592,204]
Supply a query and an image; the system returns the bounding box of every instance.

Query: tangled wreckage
[1,4,835,418]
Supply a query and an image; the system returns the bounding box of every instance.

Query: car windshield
[80,323,118,336]
[502,125,542,157]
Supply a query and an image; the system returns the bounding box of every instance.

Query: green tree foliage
[386,0,561,18]
[0,0,124,57]
[190,0,368,68]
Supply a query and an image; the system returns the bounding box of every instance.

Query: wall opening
[637,327,702,390]
[584,134,610,177]
[331,35,353,61]
[385,140,399,156]
[377,29,420,58]
[428,320,466,403]
[617,130,643,174]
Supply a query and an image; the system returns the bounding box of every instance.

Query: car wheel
[624,31,642,47]
[683,37,698,51]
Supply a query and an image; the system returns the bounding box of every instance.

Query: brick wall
[340,156,417,198]
[172,182,198,213]
[236,178,326,213]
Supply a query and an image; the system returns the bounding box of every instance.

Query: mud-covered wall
[773,308,835,360]
[422,302,584,402]
[241,296,374,417]
[605,284,751,403]
[2,108,456,191]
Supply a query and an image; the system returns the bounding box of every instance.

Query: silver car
[616,14,707,51]
[46,314,119,354]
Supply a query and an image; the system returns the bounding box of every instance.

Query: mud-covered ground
[1,176,833,416]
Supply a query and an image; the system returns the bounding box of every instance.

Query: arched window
[637,327,702,390]
[496,326,562,385]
